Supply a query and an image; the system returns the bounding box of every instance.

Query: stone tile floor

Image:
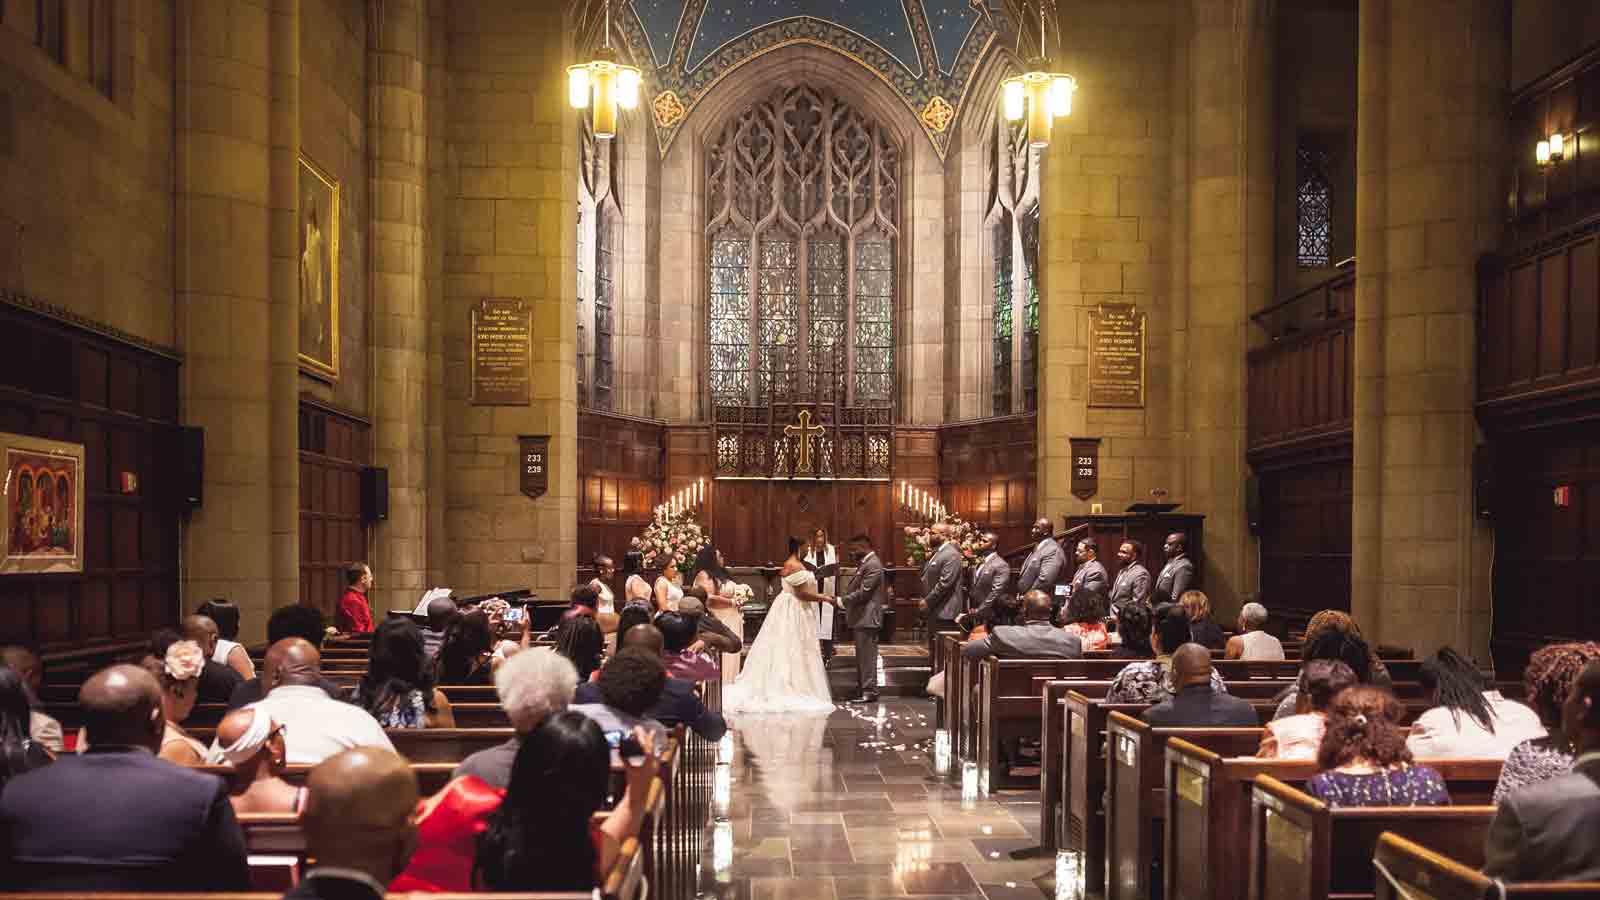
[696,698,1061,900]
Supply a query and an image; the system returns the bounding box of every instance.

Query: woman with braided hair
[1492,641,1600,804]
[1406,647,1543,759]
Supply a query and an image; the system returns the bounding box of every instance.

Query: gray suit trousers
[854,627,879,693]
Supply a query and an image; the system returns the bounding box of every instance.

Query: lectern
[1061,507,1205,598]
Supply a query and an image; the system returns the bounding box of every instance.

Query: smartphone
[605,730,646,766]
[503,606,525,624]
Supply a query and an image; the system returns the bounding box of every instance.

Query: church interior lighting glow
[568,1,640,140]
[1000,1,1076,149]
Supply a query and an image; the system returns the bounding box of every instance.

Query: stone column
[176,0,299,642]
[1352,0,1504,656]
[1178,0,1272,615]
[369,0,430,613]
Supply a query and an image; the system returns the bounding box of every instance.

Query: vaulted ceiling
[582,1,1022,157]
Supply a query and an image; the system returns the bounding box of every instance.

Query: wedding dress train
[723,569,834,713]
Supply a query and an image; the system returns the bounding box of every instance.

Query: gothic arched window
[1296,137,1333,268]
[705,85,900,410]
[578,121,618,411]
[987,116,1042,415]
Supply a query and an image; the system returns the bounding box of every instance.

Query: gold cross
[783,409,825,473]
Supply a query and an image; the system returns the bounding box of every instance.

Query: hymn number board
[1070,437,1100,501]
[520,435,549,500]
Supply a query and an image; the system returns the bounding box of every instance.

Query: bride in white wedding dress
[723,539,838,713]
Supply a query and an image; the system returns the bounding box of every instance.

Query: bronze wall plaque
[1070,437,1100,501]
[470,298,532,405]
[1088,303,1146,408]
[520,435,549,500]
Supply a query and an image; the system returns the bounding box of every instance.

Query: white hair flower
[163,640,206,682]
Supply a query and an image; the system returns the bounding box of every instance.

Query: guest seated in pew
[350,617,455,729]
[1494,641,1600,803]
[577,623,726,742]
[0,645,62,753]
[613,602,654,647]
[0,664,250,891]
[1307,685,1450,807]
[244,638,396,764]
[1307,609,1391,686]
[154,625,241,704]
[962,590,1083,660]
[1178,590,1227,650]
[229,604,347,709]
[1256,659,1357,759]
[210,706,303,814]
[1106,603,1229,703]
[287,747,419,900]
[1485,658,1600,882]
[555,612,607,681]
[573,645,670,748]
[187,608,255,681]
[1109,603,1155,660]
[429,609,496,686]
[1060,584,1110,651]
[1142,644,1258,726]
[0,664,53,785]
[418,592,458,659]
[454,648,579,788]
[1225,601,1284,661]
[1408,646,1543,759]
[1272,625,1384,719]
[679,594,743,655]
[140,639,209,765]
[658,610,720,682]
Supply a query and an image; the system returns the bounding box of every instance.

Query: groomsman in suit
[1016,518,1063,596]
[1108,539,1151,617]
[1071,538,1109,601]
[1154,532,1195,603]
[958,531,1011,631]
[840,534,886,703]
[920,522,967,633]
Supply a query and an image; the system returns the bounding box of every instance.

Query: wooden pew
[196,762,459,796]
[1161,741,1502,900]
[1372,831,1600,900]
[1103,714,1263,900]
[1246,775,1493,900]
[182,727,517,764]
[974,658,1114,792]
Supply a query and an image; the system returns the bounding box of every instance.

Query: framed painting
[298,153,340,381]
[1,433,85,575]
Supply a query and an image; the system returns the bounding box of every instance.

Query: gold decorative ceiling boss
[920,96,955,133]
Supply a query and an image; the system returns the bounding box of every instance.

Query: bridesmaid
[653,558,685,613]
[689,544,743,685]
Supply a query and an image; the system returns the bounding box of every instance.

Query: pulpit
[1061,510,1205,599]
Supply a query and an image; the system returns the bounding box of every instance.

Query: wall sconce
[1538,132,1569,167]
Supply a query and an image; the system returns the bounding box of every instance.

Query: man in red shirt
[336,563,374,634]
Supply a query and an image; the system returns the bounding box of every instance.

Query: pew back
[1372,832,1600,900]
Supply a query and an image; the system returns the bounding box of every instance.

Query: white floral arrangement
[903,514,983,569]
[629,508,710,570]
[727,582,754,609]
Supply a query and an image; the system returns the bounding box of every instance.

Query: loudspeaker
[361,466,389,523]
[1473,444,1496,520]
[175,426,203,509]
[1245,474,1263,535]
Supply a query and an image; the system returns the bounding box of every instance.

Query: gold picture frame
[297,153,340,381]
[1,433,85,575]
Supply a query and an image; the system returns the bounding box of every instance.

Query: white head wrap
[207,707,278,766]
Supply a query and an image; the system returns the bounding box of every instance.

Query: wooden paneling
[0,300,180,650]
[298,400,369,621]
[1258,459,1353,630]
[1488,424,1600,674]
[1248,273,1354,458]
[1508,49,1600,248]
[1479,230,1600,421]
[578,411,664,565]
[939,415,1038,552]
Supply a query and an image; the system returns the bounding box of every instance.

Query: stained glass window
[988,116,1041,416]
[593,208,615,410]
[576,203,588,407]
[1297,141,1333,268]
[1020,206,1041,413]
[705,86,898,409]
[992,217,1013,416]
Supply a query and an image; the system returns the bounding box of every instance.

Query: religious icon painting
[1,433,84,575]
[297,153,340,382]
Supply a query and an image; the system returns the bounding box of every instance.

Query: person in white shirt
[1225,602,1284,661]
[230,638,394,766]
[1406,647,1544,759]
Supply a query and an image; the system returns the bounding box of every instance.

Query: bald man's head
[622,622,665,656]
[1022,590,1054,622]
[0,645,41,694]
[181,615,219,654]
[1171,643,1214,689]
[79,664,163,750]
[426,595,458,628]
[263,638,322,690]
[215,707,285,772]
[301,748,420,882]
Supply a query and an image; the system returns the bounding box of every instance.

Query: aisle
[699,698,1054,900]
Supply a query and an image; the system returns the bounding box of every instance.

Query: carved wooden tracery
[578,118,618,411]
[988,115,1042,416]
[706,85,899,479]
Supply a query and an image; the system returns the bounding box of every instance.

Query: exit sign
[1554,485,1572,507]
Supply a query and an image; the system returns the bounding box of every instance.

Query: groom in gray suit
[839,533,886,704]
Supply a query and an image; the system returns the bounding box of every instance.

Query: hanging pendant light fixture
[1000,0,1076,149]
[568,0,640,140]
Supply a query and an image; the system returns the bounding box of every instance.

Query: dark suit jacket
[1484,756,1600,881]
[922,542,967,621]
[841,552,886,630]
[968,553,1011,614]
[1141,684,1258,727]
[0,747,249,891]
[576,676,727,742]
[198,659,243,704]
[283,871,386,900]
[1189,620,1227,650]
[963,621,1083,660]
[1017,537,1063,595]
[1155,555,1195,603]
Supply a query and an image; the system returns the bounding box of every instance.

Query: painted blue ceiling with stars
[616,0,1014,158]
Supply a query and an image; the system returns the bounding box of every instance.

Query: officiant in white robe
[805,528,838,662]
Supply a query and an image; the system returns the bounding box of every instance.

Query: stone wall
[0,0,175,344]
[439,1,577,600]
